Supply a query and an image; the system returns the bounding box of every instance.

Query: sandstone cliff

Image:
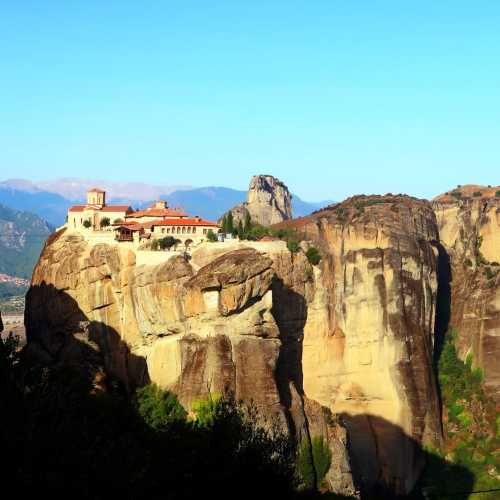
[26,191,445,497]
[221,175,292,227]
[25,231,357,495]
[277,194,443,495]
[432,185,500,403]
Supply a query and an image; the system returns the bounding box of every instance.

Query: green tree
[207,229,218,242]
[221,215,228,233]
[237,221,244,239]
[100,217,110,228]
[287,239,300,253]
[135,384,187,430]
[306,247,321,265]
[226,211,234,233]
[244,212,252,233]
[158,236,178,250]
[83,219,92,228]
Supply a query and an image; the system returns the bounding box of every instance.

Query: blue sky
[1,1,499,201]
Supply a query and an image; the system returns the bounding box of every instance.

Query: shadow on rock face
[338,413,475,500]
[25,281,150,391]
[272,277,308,435]
[431,241,452,368]
[23,284,476,500]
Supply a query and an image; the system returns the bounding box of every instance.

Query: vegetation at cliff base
[0,334,297,499]
[421,329,500,499]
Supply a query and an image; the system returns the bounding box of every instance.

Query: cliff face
[432,186,500,403]
[26,194,444,497]
[279,195,443,495]
[221,175,293,227]
[25,231,357,495]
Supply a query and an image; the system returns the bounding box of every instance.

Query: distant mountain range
[0,178,332,226]
[0,203,52,280]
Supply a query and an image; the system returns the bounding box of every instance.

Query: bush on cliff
[135,384,186,430]
[298,435,332,490]
[306,247,321,266]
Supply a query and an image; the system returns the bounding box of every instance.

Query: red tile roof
[100,205,132,212]
[68,205,86,212]
[88,188,105,193]
[68,204,131,213]
[126,208,188,218]
[150,218,219,227]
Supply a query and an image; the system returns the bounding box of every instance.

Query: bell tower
[87,188,106,207]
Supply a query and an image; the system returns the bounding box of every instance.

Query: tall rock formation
[432,185,500,403]
[221,175,292,227]
[278,194,443,495]
[25,231,357,495]
[26,192,444,497]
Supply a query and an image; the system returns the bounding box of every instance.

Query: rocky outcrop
[432,186,500,403]
[277,194,443,495]
[26,193,445,497]
[221,175,292,227]
[25,230,356,496]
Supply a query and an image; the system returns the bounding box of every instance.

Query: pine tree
[227,211,234,233]
[237,220,244,239]
[244,212,252,233]
[221,215,227,234]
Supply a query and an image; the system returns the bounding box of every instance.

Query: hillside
[0,204,52,280]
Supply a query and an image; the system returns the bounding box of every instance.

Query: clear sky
[1,1,499,201]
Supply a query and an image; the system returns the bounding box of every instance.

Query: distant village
[67,188,222,250]
[0,273,30,287]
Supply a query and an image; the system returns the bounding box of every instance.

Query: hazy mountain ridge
[0,179,332,225]
[0,203,52,279]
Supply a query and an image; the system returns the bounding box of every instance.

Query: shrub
[206,229,218,242]
[298,436,332,490]
[99,217,110,228]
[451,191,462,199]
[484,267,496,280]
[287,239,300,253]
[83,219,92,228]
[158,236,178,250]
[496,190,500,197]
[113,218,123,224]
[464,258,473,267]
[151,239,159,250]
[191,393,223,427]
[135,384,187,430]
[473,191,482,197]
[306,247,321,266]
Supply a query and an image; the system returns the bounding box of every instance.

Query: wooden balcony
[115,234,133,242]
